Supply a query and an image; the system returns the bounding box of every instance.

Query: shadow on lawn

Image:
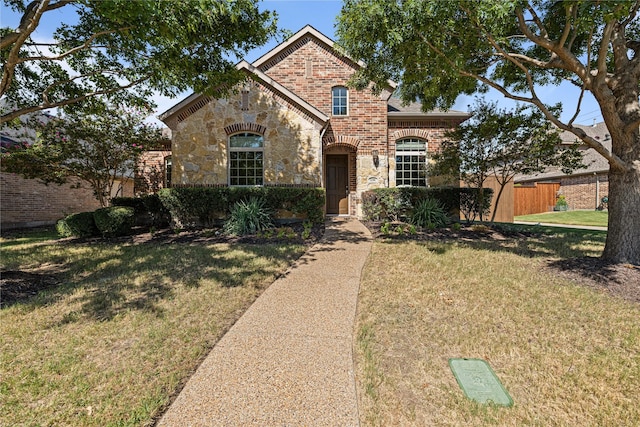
[2,237,307,323]
[375,224,607,260]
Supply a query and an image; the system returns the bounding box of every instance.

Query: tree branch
[594,18,617,87]
[525,4,550,40]
[620,0,640,26]
[0,73,152,124]
[1,0,52,97]
[557,4,573,48]
[418,30,627,172]
[16,28,130,64]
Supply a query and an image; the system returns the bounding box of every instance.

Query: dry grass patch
[356,237,639,426]
[1,230,307,426]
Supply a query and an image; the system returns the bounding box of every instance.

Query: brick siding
[559,173,609,210]
[260,36,389,152]
[1,172,101,229]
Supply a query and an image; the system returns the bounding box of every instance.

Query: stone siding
[172,84,322,186]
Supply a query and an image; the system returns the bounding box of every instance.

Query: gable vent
[241,90,250,111]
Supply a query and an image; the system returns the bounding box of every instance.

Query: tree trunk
[490,181,507,223]
[603,161,640,265]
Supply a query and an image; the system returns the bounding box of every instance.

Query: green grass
[1,228,308,426]
[515,210,608,227]
[355,229,639,426]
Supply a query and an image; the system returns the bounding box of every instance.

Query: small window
[229,132,264,186]
[332,86,348,116]
[396,138,427,187]
[164,156,172,188]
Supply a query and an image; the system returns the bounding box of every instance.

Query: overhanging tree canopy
[0,0,278,124]
[337,0,640,264]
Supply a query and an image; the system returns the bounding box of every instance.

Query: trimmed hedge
[158,187,325,229]
[56,211,99,238]
[361,187,493,223]
[111,194,170,228]
[94,206,135,237]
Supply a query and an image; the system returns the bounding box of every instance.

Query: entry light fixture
[372,150,379,168]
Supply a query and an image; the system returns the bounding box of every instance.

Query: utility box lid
[449,358,513,407]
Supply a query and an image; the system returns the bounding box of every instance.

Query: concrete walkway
[157,218,372,426]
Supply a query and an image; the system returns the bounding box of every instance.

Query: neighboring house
[159,25,469,217]
[515,121,610,212]
[135,134,172,194]
[0,114,134,230]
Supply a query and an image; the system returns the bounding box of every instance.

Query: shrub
[361,188,410,221]
[223,198,273,236]
[459,188,493,223]
[112,195,171,228]
[410,197,450,229]
[554,195,569,211]
[159,187,325,229]
[361,187,463,222]
[93,206,135,237]
[56,211,98,238]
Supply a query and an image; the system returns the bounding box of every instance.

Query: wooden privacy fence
[514,182,560,216]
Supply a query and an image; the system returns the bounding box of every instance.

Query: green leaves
[1,0,278,123]
[1,106,165,206]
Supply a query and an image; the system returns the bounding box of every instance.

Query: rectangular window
[396,138,427,187]
[229,151,263,186]
[332,87,348,116]
[229,133,264,186]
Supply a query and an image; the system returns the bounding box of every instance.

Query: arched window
[396,138,427,187]
[229,132,264,186]
[332,86,348,116]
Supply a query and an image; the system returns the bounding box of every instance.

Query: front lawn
[515,210,608,227]
[0,228,310,426]
[356,225,639,426]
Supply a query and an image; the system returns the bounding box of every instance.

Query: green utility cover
[448,358,513,407]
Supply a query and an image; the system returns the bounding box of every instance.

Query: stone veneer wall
[172,83,323,186]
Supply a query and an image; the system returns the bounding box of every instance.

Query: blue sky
[1,0,604,126]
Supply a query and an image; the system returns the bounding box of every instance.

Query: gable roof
[515,122,611,182]
[159,60,329,128]
[254,25,397,93]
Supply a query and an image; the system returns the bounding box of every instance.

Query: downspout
[595,172,599,210]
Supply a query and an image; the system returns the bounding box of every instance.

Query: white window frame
[332,86,349,116]
[228,132,264,186]
[395,138,427,187]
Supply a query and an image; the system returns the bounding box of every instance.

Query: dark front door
[326,155,349,215]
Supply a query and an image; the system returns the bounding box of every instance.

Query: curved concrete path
[157,218,372,426]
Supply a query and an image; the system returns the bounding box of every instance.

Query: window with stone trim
[229,132,264,186]
[395,138,427,187]
[332,86,348,116]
